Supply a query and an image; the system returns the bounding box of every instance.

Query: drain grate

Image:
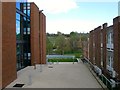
[13,84,24,87]
[48,65,53,68]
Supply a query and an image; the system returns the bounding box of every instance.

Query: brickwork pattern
[2,2,17,88]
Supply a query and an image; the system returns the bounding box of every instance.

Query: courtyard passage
[6,62,102,88]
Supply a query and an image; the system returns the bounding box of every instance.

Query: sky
[28,0,119,34]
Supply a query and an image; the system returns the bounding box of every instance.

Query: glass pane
[23,17,26,21]
[27,28,30,32]
[16,13,20,20]
[16,2,20,10]
[23,3,26,7]
[28,53,31,56]
[27,10,30,16]
[27,28,30,34]
[27,6,30,10]
[23,6,26,10]
[16,20,20,34]
[24,28,26,34]
[24,9,27,14]
[27,3,30,7]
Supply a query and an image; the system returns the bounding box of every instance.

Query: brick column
[39,12,46,64]
[89,30,94,64]
[0,2,2,89]
[113,16,120,80]
[2,2,17,88]
[102,23,107,75]
[30,3,40,65]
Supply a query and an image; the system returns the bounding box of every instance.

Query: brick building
[84,16,120,88]
[0,2,46,89]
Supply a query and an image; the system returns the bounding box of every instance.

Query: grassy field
[48,58,77,62]
[64,50,83,58]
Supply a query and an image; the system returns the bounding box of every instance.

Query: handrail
[84,58,115,87]
[101,74,112,85]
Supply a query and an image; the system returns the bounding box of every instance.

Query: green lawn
[48,58,77,62]
[64,50,83,58]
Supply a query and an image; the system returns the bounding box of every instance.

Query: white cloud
[28,0,78,14]
[46,19,106,34]
[27,0,114,34]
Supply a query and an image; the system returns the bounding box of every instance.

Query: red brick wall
[31,3,46,65]
[2,2,17,88]
[95,26,101,68]
[94,28,98,65]
[113,16,120,80]
[102,23,107,75]
[0,2,2,89]
[39,12,43,64]
[89,17,120,80]
[89,30,94,64]
[83,41,89,59]
[39,12,46,64]
[30,3,40,65]
[42,14,46,64]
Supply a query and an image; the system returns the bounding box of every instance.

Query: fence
[84,58,119,90]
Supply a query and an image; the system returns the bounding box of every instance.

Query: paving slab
[6,62,102,88]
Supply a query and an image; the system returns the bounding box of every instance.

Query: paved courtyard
[6,62,102,88]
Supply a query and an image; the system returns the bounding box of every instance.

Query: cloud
[46,19,106,34]
[28,0,78,14]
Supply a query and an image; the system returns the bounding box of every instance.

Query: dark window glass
[27,28,30,34]
[24,28,26,34]
[23,17,26,21]
[23,3,27,7]
[16,2,31,71]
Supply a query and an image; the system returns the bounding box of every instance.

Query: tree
[69,32,81,52]
[80,33,89,41]
[46,37,53,55]
[55,34,66,55]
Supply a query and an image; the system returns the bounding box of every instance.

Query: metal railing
[84,58,119,90]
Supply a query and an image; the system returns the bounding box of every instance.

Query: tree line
[46,31,89,56]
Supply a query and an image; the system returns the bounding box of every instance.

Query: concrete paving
[6,62,102,88]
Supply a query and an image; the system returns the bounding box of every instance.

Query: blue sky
[28,0,118,34]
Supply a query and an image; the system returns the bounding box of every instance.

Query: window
[27,3,30,7]
[16,13,20,21]
[16,2,31,70]
[111,32,113,44]
[27,28,30,34]
[27,10,30,16]
[107,32,113,44]
[28,53,31,59]
[106,51,113,71]
[24,28,26,34]
[101,33,103,44]
[16,2,20,10]
[101,48,103,67]
[107,33,111,44]
[23,17,26,21]
[16,20,20,32]
[24,53,27,59]
[24,10,27,14]
[23,3,26,7]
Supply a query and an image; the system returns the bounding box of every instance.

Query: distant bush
[48,58,77,62]
[64,49,83,58]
